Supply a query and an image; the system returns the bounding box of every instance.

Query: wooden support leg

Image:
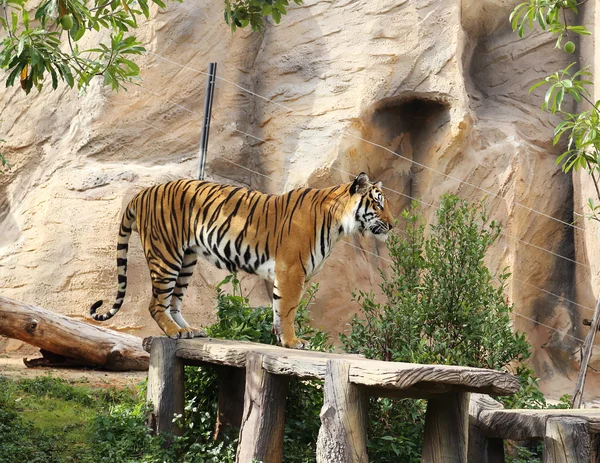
[236,353,288,463]
[467,423,504,463]
[422,392,469,463]
[544,417,591,463]
[214,365,246,440]
[146,337,184,441]
[316,360,368,463]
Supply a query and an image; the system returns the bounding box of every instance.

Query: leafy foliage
[510,0,590,47]
[510,0,600,222]
[224,0,302,31]
[0,0,299,93]
[340,195,550,463]
[0,139,8,173]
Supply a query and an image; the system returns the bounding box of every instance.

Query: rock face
[0,0,599,398]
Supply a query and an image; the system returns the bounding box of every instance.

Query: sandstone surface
[1,0,599,399]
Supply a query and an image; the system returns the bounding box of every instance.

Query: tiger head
[349,172,395,241]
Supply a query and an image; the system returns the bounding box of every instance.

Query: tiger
[90,172,394,349]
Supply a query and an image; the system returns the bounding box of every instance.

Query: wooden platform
[469,394,600,463]
[145,337,520,463]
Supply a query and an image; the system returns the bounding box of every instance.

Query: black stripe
[273,294,281,300]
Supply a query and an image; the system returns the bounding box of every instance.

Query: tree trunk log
[544,417,592,463]
[422,392,470,463]
[0,295,149,371]
[236,352,288,463]
[316,359,369,463]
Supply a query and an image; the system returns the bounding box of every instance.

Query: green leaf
[17,35,25,57]
[271,7,281,23]
[11,11,18,33]
[22,8,29,29]
[6,61,25,87]
[529,80,547,93]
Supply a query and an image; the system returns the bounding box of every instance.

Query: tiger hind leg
[169,248,206,338]
[149,271,195,339]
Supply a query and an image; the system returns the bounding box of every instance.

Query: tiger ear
[350,172,370,195]
[375,181,382,188]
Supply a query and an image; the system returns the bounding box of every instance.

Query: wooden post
[236,352,288,463]
[422,392,470,463]
[214,365,245,440]
[467,424,504,463]
[544,417,592,463]
[316,360,368,463]
[146,337,185,440]
[468,393,504,463]
[573,295,600,408]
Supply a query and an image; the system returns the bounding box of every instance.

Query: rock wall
[0,0,598,399]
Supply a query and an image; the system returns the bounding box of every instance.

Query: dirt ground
[0,354,147,389]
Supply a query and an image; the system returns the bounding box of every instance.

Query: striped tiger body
[90,172,394,349]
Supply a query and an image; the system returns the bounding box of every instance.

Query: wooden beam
[573,295,600,408]
[171,338,520,397]
[146,337,184,441]
[0,295,149,371]
[236,352,288,463]
[544,417,592,463]
[316,360,368,463]
[422,392,469,463]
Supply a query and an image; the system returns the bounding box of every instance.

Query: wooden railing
[144,337,520,463]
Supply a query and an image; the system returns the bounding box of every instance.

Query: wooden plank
[236,352,288,463]
[573,295,600,408]
[544,417,592,463]
[422,392,469,463]
[173,338,520,397]
[316,360,368,463]
[476,408,600,440]
[348,362,520,396]
[146,337,184,440]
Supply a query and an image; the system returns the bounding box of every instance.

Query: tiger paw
[188,326,207,338]
[175,327,205,339]
[281,337,309,350]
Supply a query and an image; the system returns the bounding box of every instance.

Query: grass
[0,375,143,463]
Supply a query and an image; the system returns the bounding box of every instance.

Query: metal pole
[572,293,600,408]
[198,62,217,180]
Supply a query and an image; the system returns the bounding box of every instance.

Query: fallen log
[0,295,149,371]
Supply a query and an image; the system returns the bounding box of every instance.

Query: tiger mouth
[371,223,389,235]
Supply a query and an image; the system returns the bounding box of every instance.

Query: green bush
[340,194,554,463]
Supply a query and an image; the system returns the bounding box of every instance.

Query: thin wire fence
[136,84,589,272]
[146,51,586,234]
[111,94,589,347]
[136,85,593,312]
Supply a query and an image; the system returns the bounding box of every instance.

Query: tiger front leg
[273,268,308,349]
